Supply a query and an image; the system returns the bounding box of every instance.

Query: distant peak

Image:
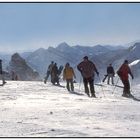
[36,47,45,51]
[33,48,46,54]
[12,53,22,59]
[57,42,70,48]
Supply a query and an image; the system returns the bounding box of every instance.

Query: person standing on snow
[77,56,99,98]
[51,63,60,85]
[107,64,115,85]
[117,60,134,97]
[63,63,76,92]
[0,59,6,85]
[44,61,54,84]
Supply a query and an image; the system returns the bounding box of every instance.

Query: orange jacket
[63,67,75,80]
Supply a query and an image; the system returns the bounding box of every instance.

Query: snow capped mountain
[73,44,111,55]
[130,59,140,66]
[26,46,77,78]
[125,43,140,62]
[101,45,125,50]
[56,42,71,51]
[124,40,140,48]
[1,41,140,82]
[25,42,118,79]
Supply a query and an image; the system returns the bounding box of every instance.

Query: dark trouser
[51,73,59,85]
[107,74,114,85]
[83,77,95,97]
[0,74,6,84]
[122,80,131,95]
[66,79,74,91]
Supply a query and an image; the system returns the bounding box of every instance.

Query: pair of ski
[122,94,140,101]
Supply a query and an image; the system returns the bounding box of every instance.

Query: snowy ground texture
[0,80,140,137]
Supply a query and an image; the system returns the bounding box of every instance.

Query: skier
[11,71,15,80]
[107,64,115,85]
[117,60,134,97]
[51,63,60,85]
[63,63,76,92]
[44,61,54,84]
[77,56,99,97]
[11,71,19,80]
[0,59,6,85]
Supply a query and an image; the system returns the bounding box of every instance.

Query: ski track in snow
[0,80,140,137]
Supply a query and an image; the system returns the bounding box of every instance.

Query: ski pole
[130,77,134,94]
[112,77,120,94]
[98,75,105,97]
[78,75,82,92]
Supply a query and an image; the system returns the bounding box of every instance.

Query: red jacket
[117,63,133,81]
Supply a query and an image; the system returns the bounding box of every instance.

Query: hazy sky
[0,3,140,53]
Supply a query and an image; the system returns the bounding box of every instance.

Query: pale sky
[0,3,140,53]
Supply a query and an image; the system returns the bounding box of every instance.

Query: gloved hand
[131,75,134,79]
[97,72,99,76]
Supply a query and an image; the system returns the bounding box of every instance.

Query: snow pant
[0,74,6,84]
[122,80,131,95]
[107,74,114,85]
[83,77,96,97]
[51,73,59,85]
[66,79,74,92]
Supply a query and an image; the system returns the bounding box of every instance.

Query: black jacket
[107,66,115,75]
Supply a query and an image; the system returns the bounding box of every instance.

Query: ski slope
[0,80,140,137]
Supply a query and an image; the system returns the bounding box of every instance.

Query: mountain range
[0,41,140,83]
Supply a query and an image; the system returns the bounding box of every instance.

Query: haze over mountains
[1,41,140,82]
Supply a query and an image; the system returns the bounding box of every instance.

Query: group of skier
[44,61,63,85]
[0,56,134,99]
[44,56,134,98]
[102,60,134,98]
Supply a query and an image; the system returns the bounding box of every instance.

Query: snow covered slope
[0,81,140,137]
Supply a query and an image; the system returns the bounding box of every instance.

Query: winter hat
[66,63,70,67]
[83,56,88,60]
[124,60,128,64]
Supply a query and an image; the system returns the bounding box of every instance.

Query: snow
[0,80,140,137]
[129,59,140,66]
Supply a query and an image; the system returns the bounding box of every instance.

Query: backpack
[117,70,122,77]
